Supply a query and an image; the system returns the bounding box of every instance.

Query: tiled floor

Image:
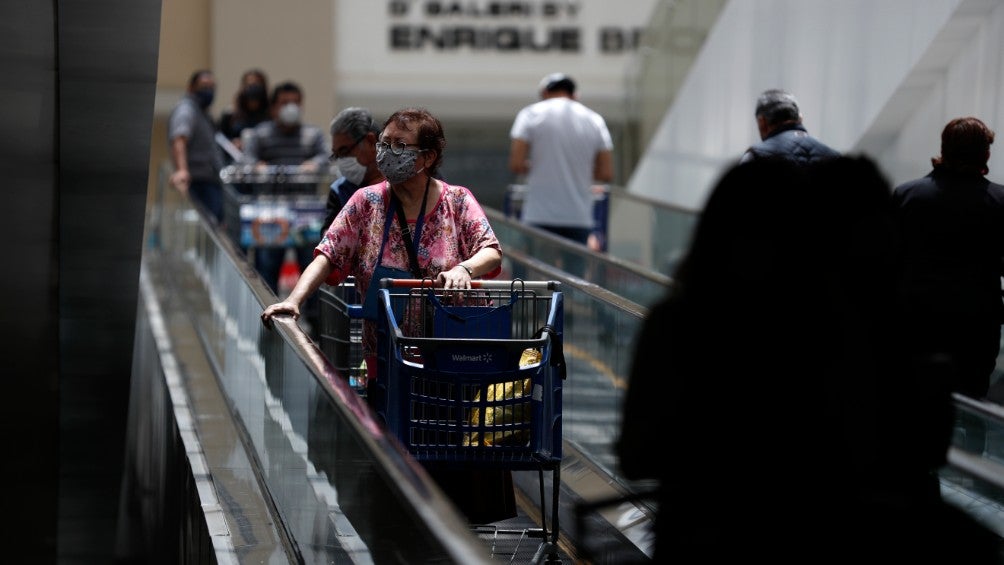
[942,478,1004,538]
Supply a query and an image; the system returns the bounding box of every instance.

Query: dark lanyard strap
[375,190,396,270]
[390,176,430,274]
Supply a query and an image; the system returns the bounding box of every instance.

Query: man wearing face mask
[241,80,328,173]
[168,69,226,222]
[240,80,330,302]
[323,107,385,231]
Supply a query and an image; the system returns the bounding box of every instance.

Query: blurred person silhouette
[167,69,225,222]
[508,72,613,270]
[260,107,514,524]
[240,80,330,301]
[218,68,270,159]
[892,117,1004,458]
[892,116,1004,403]
[324,107,384,231]
[739,88,839,165]
[616,156,999,563]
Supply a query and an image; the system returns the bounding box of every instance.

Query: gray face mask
[376,147,421,184]
[334,156,367,185]
[278,103,301,126]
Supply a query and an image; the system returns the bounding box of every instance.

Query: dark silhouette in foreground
[618,156,1001,563]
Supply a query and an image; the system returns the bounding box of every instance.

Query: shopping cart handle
[346,304,364,319]
[379,278,561,291]
[379,278,439,289]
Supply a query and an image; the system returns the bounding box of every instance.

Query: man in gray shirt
[168,69,225,221]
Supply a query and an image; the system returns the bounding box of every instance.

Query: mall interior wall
[627,0,1004,211]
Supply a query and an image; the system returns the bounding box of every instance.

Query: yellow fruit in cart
[463,377,532,447]
[519,348,541,366]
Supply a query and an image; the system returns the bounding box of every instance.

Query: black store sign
[387,1,642,53]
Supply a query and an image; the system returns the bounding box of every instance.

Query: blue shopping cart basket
[373,278,566,562]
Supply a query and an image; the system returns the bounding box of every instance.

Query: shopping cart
[373,278,566,563]
[220,164,330,251]
[317,278,368,395]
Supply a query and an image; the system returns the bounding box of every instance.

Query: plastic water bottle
[349,360,368,396]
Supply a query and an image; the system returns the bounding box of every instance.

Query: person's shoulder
[168,98,197,134]
[984,178,1004,201]
[358,180,386,193]
[359,181,389,200]
[249,120,276,136]
[569,99,604,117]
[169,95,196,116]
[438,181,482,205]
[331,175,354,190]
[436,181,462,197]
[892,173,932,195]
[342,181,386,210]
[442,181,477,195]
[811,137,840,157]
[302,123,325,136]
[573,98,601,113]
[517,99,550,116]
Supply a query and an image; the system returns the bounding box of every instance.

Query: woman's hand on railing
[170,168,191,194]
[261,300,301,330]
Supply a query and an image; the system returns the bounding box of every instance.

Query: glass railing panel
[606,185,699,276]
[486,208,671,310]
[942,396,1004,503]
[490,249,648,483]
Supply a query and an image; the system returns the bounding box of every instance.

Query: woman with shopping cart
[260,106,514,523]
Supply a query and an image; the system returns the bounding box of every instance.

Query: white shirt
[510,97,613,228]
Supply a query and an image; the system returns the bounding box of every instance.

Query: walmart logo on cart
[450,352,493,364]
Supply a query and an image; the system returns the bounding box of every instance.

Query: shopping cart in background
[220,164,331,253]
[373,278,566,563]
[317,278,368,395]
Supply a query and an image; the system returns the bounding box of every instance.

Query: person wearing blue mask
[323,107,385,231]
[167,69,225,222]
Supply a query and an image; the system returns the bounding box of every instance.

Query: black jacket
[892,167,1004,320]
[741,122,839,165]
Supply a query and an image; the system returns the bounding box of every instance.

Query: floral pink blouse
[315,180,503,359]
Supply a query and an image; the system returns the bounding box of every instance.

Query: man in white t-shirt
[508,73,614,255]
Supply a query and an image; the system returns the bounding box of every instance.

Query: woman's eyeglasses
[375,138,422,156]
